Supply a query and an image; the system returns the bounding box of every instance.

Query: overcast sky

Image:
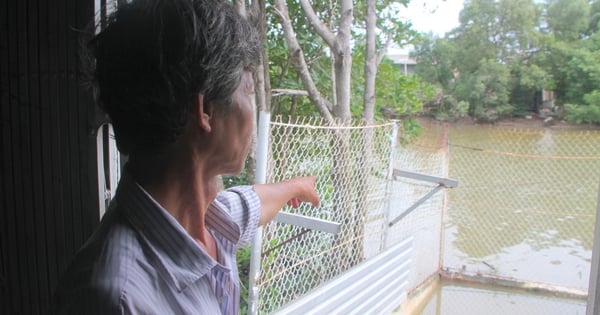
[404,0,464,36]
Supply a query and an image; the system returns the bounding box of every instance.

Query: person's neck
[127,151,218,244]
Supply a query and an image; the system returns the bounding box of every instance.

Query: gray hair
[88,0,260,155]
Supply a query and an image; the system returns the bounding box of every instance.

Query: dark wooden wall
[0,0,100,314]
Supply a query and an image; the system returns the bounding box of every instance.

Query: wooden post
[587,181,600,315]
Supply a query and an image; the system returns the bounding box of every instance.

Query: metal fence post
[248,111,270,315]
[383,121,399,249]
[438,123,450,272]
[587,180,600,315]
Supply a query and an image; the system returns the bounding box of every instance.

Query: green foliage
[454,59,512,122]
[223,160,251,188]
[564,90,600,124]
[399,117,422,143]
[547,0,590,42]
[350,45,430,124]
[266,2,333,117]
[412,36,458,89]
[412,0,600,125]
[543,40,600,106]
[564,103,600,124]
[237,245,251,315]
[267,0,423,129]
[590,0,600,34]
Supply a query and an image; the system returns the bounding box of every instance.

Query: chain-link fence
[442,122,600,292]
[251,116,444,313]
[386,122,449,293]
[250,116,600,314]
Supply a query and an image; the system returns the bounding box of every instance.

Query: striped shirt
[52,170,261,315]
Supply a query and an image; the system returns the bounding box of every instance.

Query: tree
[273,0,349,122]
[410,0,600,125]
[457,58,513,120]
[590,0,600,34]
[270,0,420,122]
[452,0,541,71]
[546,0,590,42]
[363,0,378,123]
[412,35,462,118]
[267,0,424,275]
[227,1,431,312]
[361,0,419,122]
[413,0,545,121]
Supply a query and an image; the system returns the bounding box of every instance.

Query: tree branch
[272,89,309,97]
[299,0,337,48]
[363,0,377,122]
[273,0,334,121]
[376,35,393,68]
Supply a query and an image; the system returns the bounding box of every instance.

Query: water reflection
[438,123,600,289]
[419,282,586,315]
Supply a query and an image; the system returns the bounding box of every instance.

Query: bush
[473,103,515,122]
[564,103,600,124]
[564,90,600,124]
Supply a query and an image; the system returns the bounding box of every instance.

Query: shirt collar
[114,168,216,292]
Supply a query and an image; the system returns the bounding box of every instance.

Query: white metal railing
[272,237,414,315]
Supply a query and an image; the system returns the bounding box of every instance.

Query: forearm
[252,176,320,226]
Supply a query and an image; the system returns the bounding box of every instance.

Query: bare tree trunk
[331,0,355,272]
[297,0,353,121]
[350,0,378,257]
[244,0,271,184]
[253,0,271,113]
[363,0,377,124]
[331,0,353,122]
[274,0,334,122]
[328,1,337,107]
[275,0,356,274]
[330,128,354,272]
[290,97,298,116]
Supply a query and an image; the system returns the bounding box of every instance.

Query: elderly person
[52,0,319,314]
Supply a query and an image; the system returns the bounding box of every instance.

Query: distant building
[386,46,417,74]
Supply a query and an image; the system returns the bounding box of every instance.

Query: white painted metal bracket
[274,211,341,235]
[389,169,458,226]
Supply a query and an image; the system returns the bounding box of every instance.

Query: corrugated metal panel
[273,237,414,315]
[0,0,98,314]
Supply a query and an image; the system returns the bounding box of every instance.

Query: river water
[410,119,600,314]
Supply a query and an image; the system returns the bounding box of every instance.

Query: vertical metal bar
[107,124,120,203]
[248,110,270,315]
[382,121,399,250]
[586,181,600,315]
[96,124,107,219]
[438,123,450,272]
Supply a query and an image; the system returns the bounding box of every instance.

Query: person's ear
[195,94,212,132]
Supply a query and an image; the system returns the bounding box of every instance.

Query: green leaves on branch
[351,43,433,121]
[412,0,600,125]
[267,0,425,130]
[565,91,600,124]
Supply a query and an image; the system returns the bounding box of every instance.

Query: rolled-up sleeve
[210,186,261,247]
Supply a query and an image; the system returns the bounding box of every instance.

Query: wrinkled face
[212,71,255,175]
